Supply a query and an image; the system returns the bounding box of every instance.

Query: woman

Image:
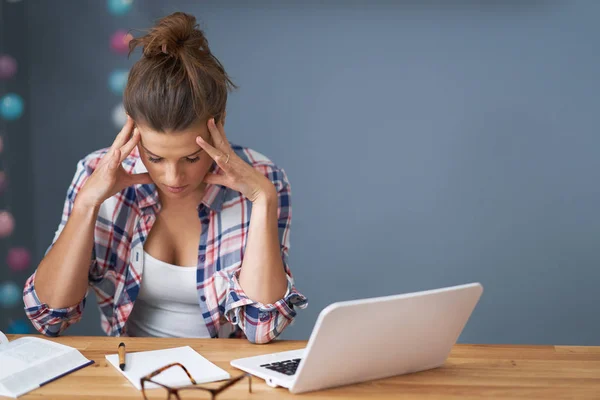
[23,12,307,343]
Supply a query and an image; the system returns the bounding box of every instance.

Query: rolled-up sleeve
[23,157,96,336]
[224,167,308,344]
[23,272,88,337]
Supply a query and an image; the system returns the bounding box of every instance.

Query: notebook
[0,331,94,398]
[105,345,231,390]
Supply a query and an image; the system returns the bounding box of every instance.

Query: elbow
[248,334,276,345]
[27,318,63,337]
[247,319,288,345]
[42,328,62,338]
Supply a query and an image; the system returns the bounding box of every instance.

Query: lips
[164,185,188,193]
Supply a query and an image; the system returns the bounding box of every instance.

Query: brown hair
[123,12,237,132]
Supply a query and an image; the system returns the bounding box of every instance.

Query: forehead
[136,119,210,156]
[136,118,210,137]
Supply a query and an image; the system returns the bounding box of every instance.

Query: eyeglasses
[140,362,252,400]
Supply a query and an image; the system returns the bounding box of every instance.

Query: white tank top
[125,251,211,338]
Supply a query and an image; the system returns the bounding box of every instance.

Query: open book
[0,331,94,398]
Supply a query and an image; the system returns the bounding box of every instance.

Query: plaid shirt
[23,144,307,343]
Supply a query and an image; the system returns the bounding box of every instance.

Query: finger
[111,116,135,151]
[197,136,231,168]
[127,172,153,186]
[119,128,140,162]
[108,148,121,171]
[207,118,228,150]
[196,135,222,161]
[203,173,228,186]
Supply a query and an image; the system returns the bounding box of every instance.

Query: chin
[162,184,190,195]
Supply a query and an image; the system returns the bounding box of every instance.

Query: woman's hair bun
[128,12,209,59]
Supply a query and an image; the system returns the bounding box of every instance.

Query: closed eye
[147,156,162,163]
[147,156,200,163]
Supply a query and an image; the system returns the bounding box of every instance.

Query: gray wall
[0,0,35,333]
[23,1,600,344]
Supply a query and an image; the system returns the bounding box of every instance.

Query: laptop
[230,282,483,394]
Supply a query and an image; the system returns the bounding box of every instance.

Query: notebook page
[105,346,231,390]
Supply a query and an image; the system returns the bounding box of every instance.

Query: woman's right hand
[76,116,153,209]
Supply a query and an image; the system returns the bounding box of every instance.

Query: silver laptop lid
[290,282,483,394]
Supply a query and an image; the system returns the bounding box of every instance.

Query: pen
[118,342,126,371]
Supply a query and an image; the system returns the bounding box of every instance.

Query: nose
[164,163,184,186]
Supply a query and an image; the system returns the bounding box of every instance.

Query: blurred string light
[0,55,17,79]
[7,247,31,272]
[0,281,20,308]
[112,103,127,129]
[0,211,14,238]
[109,69,129,95]
[108,0,133,16]
[110,29,133,54]
[0,93,24,121]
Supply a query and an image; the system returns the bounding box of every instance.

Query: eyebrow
[140,143,202,159]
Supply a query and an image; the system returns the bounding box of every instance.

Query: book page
[0,337,90,398]
[0,330,8,347]
[0,337,71,377]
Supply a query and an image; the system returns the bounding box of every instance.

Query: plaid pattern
[23,144,307,343]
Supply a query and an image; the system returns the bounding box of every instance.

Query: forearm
[238,191,288,304]
[34,200,98,309]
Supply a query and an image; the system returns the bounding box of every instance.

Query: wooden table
[4,335,600,399]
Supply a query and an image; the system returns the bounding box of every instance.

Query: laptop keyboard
[260,358,302,376]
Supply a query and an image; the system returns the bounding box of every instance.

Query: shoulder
[230,143,290,192]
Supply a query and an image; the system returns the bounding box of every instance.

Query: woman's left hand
[196,118,276,203]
